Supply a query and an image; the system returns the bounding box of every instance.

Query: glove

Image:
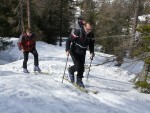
[18,46,24,52]
[90,53,95,60]
[18,46,22,51]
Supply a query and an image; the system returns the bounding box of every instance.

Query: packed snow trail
[0,38,150,113]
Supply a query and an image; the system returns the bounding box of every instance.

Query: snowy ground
[0,38,150,113]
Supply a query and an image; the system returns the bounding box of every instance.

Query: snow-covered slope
[0,38,150,113]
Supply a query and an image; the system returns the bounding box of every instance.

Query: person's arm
[31,33,36,47]
[66,36,72,56]
[66,29,79,56]
[17,35,23,51]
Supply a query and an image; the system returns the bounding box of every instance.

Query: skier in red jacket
[18,28,41,73]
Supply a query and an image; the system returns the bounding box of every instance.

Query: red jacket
[18,33,36,51]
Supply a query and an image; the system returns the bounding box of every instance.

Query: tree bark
[59,0,63,47]
[132,0,140,36]
[20,0,25,32]
[27,0,31,29]
[138,63,150,82]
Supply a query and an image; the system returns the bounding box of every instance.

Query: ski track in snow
[0,38,150,113]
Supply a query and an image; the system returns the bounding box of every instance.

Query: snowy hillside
[0,38,150,113]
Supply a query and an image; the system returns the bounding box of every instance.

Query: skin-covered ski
[64,76,98,94]
[33,71,50,75]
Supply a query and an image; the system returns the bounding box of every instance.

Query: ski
[64,76,98,94]
[33,71,50,75]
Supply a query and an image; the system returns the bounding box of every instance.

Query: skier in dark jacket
[18,28,41,73]
[66,22,95,88]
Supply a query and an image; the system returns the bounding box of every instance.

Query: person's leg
[23,51,29,69]
[76,55,85,79]
[23,51,29,73]
[69,52,78,75]
[68,52,79,82]
[76,55,85,88]
[30,48,41,72]
[30,48,39,66]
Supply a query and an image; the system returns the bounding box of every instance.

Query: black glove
[18,46,22,51]
[90,53,95,60]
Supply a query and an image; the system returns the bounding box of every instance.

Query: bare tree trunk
[27,0,31,29]
[138,63,150,82]
[20,0,25,32]
[138,52,150,82]
[59,0,63,47]
[132,0,140,36]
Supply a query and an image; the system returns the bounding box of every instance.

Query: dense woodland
[0,0,150,92]
[0,0,74,45]
[0,0,149,42]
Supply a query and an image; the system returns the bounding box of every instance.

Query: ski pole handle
[62,55,69,83]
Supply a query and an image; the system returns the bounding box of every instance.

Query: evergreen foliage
[0,0,74,44]
[132,25,150,93]
[132,25,150,64]
[0,0,18,36]
[135,81,150,93]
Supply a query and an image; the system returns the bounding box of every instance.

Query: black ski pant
[23,48,39,69]
[69,51,85,79]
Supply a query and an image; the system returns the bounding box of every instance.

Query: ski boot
[23,68,29,73]
[34,66,41,72]
[76,77,84,88]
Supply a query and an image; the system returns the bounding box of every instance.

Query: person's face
[26,31,31,36]
[84,24,92,34]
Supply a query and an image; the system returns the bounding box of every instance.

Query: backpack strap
[79,28,82,38]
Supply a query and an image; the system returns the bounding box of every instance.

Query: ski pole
[62,55,69,83]
[86,57,93,80]
[7,45,15,54]
[17,51,22,61]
